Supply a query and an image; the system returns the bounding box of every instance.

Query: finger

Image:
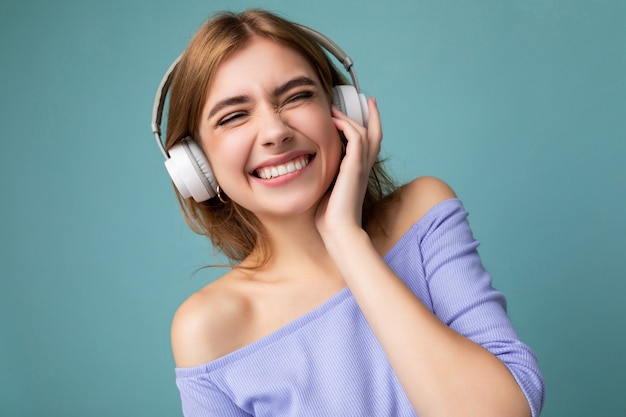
[332,101,382,164]
[331,105,366,132]
[331,106,369,148]
[365,97,382,161]
[332,115,367,160]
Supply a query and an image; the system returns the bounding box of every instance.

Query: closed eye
[281,91,315,110]
[288,91,314,103]
[217,112,247,126]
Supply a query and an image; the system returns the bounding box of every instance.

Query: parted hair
[165,9,397,266]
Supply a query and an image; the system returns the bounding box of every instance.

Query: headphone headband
[151,56,180,159]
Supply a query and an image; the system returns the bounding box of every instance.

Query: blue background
[1,0,624,415]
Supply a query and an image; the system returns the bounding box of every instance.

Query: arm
[416,196,544,416]
[324,197,534,417]
[317,101,542,417]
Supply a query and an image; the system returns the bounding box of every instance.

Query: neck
[241,210,341,284]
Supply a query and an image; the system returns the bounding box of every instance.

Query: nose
[257,107,293,148]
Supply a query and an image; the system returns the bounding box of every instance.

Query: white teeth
[256,156,309,179]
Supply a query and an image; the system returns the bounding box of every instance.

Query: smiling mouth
[254,155,312,179]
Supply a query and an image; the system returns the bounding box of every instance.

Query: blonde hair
[165,9,396,266]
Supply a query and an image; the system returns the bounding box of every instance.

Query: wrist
[322,226,373,262]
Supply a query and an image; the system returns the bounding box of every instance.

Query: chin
[255,193,325,220]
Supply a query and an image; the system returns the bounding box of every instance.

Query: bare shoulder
[397,176,457,221]
[171,270,251,368]
[370,176,457,254]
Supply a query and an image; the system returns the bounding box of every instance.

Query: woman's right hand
[315,97,382,248]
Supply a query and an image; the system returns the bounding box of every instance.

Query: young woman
[155,9,544,417]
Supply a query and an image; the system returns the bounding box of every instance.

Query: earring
[216,185,229,204]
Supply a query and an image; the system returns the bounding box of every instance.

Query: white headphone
[151,24,368,203]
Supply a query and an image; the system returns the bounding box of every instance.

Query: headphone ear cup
[164,137,217,202]
[332,85,369,128]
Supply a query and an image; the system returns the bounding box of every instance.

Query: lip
[249,150,315,175]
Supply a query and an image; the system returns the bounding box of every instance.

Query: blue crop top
[175,199,545,416]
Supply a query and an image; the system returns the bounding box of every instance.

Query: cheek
[202,135,251,185]
[314,113,343,167]
[318,115,343,158]
[293,105,339,142]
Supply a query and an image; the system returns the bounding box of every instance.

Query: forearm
[326,228,531,417]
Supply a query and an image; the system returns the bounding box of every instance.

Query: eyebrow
[207,76,318,120]
[207,96,251,120]
[273,76,317,97]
